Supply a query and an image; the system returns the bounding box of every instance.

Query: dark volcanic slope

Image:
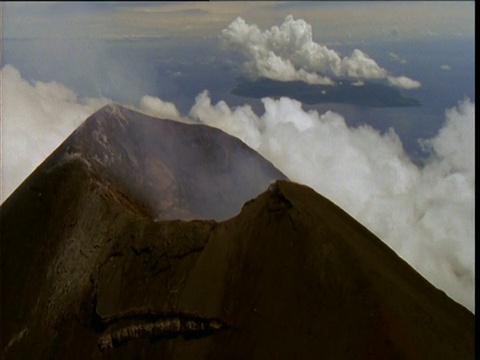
[2,104,287,221]
[1,174,474,358]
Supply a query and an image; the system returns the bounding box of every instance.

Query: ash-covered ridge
[8,104,288,221]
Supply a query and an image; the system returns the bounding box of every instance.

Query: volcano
[2,104,287,221]
[0,105,474,359]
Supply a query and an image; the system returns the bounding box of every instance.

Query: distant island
[231,77,421,107]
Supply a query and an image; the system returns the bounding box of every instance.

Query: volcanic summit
[0,105,474,359]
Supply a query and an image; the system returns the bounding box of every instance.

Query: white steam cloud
[139,95,181,120]
[1,65,112,201]
[2,65,474,313]
[221,15,421,89]
[190,91,474,312]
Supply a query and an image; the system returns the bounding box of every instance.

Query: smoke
[1,65,474,312]
[221,15,421,89]
[190,91,475,312]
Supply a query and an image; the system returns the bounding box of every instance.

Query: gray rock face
[0,105,474,359]
[24,104,288,221]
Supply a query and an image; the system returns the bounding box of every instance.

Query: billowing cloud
[387,75,422,89]
[2,65,474,312]
[221,16,336,85]
[139,95,181,119]
[338,49,387,79]
[190,91,474,312]
[221,15,421,89]
[1,65,112,202]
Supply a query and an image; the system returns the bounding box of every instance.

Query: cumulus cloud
[190,91,474,312]
[338,49,387,79]
[1,65,112,201]
[221,15,421,89]
[387,75,422,90]
[440,64,451,70]
[221,16,336,85]
[139,95,181,119]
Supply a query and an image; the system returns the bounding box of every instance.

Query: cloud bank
[2,65,474,313]
[387,75,422,90]
[1,65,111,201]
[139,95,181,120]
[221,15,421,89]
[189,91,474,312]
